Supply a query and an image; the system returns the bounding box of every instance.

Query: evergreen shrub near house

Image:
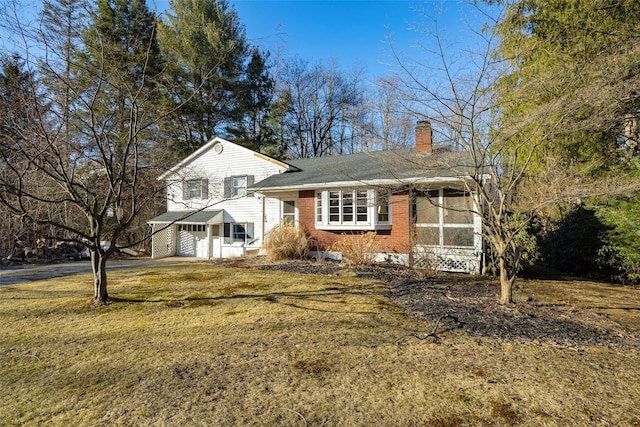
[543,195,640,285]
[264,224,308,261]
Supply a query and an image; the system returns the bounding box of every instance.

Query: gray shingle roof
[148,210,223,224]
[254,149,476,190]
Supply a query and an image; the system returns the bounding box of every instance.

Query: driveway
[0,257,201,286]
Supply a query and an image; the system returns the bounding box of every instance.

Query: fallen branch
[410,313,459,343]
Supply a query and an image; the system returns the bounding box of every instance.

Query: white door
[210,224,221,258]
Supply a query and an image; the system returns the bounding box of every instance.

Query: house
[253,121,484,273]
[148,137,294,259]
[149,122,484,274]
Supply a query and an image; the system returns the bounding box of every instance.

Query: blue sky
[229,0,493,80]
[154,0,496,82]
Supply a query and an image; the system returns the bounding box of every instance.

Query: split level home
[148,121,485,273]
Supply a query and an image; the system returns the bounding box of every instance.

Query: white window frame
[178,224,206,232]
[184,179,208,200]
[413,188,477,249]
[315,189,392,231]
[223,222,254,245]
[232,176,247,198]
[282,200,297,225]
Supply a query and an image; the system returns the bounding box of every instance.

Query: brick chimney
[415,120,432,154]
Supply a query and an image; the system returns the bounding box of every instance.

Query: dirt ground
[220,257,640,349]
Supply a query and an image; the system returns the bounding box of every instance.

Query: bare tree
[389,1,640,304]
[278,58,366,158]
[0,1,182,304]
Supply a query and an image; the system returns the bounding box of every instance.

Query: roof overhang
[252,176,481,193]
[148,210,223,225]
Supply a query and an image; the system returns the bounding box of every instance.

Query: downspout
[261,195,266,248]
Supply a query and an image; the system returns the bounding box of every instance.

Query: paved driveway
[0,257,201,286]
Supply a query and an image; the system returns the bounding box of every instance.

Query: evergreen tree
[494,0,640,170]
[226,48,277,153]
[159,0,249,154]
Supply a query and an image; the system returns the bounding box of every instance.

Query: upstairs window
[183,179,208,200]
[224,175,254,198]
[232,176,247,197]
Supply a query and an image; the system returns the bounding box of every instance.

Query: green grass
[1,263,640,426]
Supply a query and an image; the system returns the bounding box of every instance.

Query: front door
[282,200,296,225]
[210,224,221,258]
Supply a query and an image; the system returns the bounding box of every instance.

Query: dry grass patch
[518,278,640,330]
[1,263,640,426]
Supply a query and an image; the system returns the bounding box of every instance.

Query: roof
[148,210,223,224]
[252,149,478,191]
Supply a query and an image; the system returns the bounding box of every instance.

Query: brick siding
[298,190,411,253]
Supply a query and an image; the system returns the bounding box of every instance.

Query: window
[413,189,475,248]
[327,190,367,225]
[224,175,254,198]
[232,176,247,197]
[315,189,391,230]
[183,179,208,200]
[178,224,206,232]
[223,222,254,244]
[315,192,322,223]
[356,191,368,222]
[282,200,296,225]
[376,192,390,223]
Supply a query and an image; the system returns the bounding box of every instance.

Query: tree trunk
[499,256,513,305]
[91,249,109,304]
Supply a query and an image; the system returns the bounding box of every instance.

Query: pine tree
[227,48,277,153]
[159,0,249,154]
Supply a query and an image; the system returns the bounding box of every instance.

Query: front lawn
[1,263,639,426]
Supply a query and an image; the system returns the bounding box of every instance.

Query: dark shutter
[201,179,209,199]
[223,223,231,244]
[223,177,232,198]
[246,175,255,197]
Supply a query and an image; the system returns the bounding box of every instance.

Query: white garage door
[177,225,207,257]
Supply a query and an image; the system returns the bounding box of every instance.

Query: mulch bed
[219,258,640,348]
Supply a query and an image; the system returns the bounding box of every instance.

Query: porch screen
[413,189,475,248]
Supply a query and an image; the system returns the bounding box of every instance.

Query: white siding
[262,191,299,240]
[156,138,288,258]
[165,139,286,212]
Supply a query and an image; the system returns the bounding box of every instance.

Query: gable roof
[158,137,293,181]
[252,149,479,191]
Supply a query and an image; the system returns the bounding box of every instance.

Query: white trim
[314,188,392,231]
[255,175,487,193]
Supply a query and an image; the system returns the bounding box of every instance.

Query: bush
[264,224,308,261]
[542,200,640,285]
[330,232,379,266]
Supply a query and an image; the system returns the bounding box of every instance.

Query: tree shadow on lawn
[110,283,394,316]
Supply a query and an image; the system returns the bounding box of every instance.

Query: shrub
[330,232,379,266]
[264,224,308,261]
